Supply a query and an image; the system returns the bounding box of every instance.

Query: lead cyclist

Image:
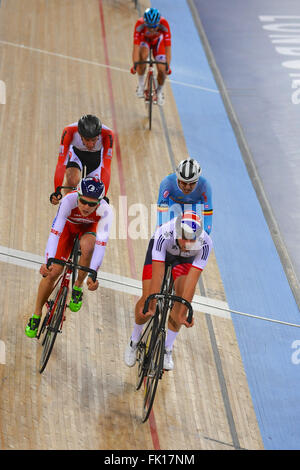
[124,210,212,371]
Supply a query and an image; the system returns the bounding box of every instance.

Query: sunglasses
[78,196,99,207]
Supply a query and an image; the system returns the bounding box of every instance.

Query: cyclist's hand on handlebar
[40,263,53,278]
[87,276,99,291]
[137,307,154,322]
[180,313,194,328]
[165,63,171,75]
[144,309,155,320]
[50,195,60,205]
[130,66,136,74]
[50,191,62,205]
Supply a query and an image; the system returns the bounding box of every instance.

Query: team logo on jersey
[163,190,169,199]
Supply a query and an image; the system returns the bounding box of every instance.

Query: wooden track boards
[0,0,263,450]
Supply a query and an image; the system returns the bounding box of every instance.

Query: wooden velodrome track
[0,0,264,450]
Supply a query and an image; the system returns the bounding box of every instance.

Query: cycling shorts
[139,34,167,61]
[55,220,97,261]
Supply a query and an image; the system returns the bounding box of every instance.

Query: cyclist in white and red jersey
[51,114,114,204]
[125,211,212,371]
[130,7,171,106]
[25,177,113,338]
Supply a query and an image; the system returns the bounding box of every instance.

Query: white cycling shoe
[156,91,165,106]
[136,86,144,98]
[124,340,138,367]
[163,348,174,371]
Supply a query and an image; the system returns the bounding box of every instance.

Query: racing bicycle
[134,58,168,130]
[135,262,193,422]
[37,186,98,373]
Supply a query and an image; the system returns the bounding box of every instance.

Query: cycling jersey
[152,218,212,269]
[134,17,171,59]
[45,192,113,272]
[54,122,114,194]
[157,173,213,234]
[142,218,212,280]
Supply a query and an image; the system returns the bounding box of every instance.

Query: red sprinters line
[98,0,137,280]
[98,0,160,450]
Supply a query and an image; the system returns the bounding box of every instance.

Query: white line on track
[0,39,219,94]
[0,340,5,365]
[0,245,230,319]
[1,245,300,328]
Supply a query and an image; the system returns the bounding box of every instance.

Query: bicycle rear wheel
[39,285,67,373]
[142,330,165,422]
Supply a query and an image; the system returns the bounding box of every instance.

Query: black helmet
[78,114,102,139]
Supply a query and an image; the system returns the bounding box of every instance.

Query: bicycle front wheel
[142,331,165,422]
[136,315,158,391]
[70,235,80,289]
[39,286,67,373]
[148,73,153,130]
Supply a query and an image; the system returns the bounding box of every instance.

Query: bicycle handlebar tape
[88,270,97,283]
[46,258,66,269]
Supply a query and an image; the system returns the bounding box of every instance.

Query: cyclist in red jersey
[52,115,114,205]
[130,7,171,106]
[25,177,113,338]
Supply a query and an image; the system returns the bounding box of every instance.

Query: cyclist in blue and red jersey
[130,7,171,106]
[157,158,213,234]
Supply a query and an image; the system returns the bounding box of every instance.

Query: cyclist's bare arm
[165,46,171,69]
[132,44,140,64]
[176,266,201,327]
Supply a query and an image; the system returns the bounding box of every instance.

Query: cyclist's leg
[136,42,149,96]
[134,237,156,325]
[153,37,168,105]
[69,228,97,312]
[125,239,153,366]
[25,263,64,338]
[65,151,82,192]
[76,231,96,286]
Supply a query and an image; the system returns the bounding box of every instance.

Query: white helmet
[176,158,202,183]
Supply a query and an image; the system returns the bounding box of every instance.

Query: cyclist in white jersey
[125,210,212,370]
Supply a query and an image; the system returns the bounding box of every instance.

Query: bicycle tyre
[136,315,159,391]
[71,235,80,289]
[142,330,165,422]
[39,285,67,373]
[148,73,153,130]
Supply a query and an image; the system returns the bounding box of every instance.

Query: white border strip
[0,245,230,319]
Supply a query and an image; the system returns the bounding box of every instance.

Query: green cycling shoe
[25,314,41,338]
[69,285,83,312]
